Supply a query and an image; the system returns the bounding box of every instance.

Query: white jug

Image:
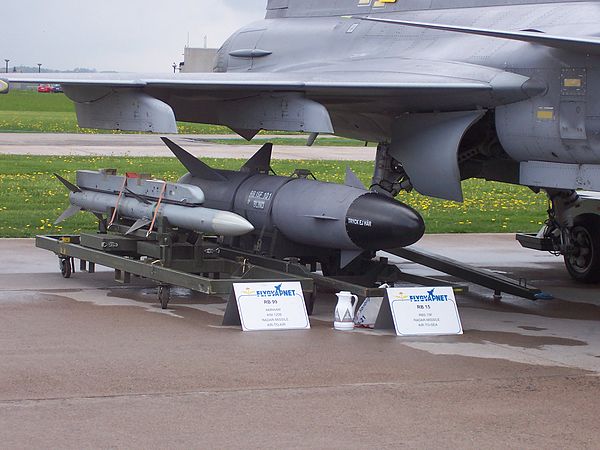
[334,291,358,330]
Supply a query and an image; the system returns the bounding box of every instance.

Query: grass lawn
[0,155,549,238]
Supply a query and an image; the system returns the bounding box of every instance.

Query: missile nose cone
[346,193,425,250]
[211,211,255,236]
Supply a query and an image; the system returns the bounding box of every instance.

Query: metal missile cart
[36,219,318,311]
[36,223,548,315]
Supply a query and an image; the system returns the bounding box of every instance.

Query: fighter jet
[3,0,600,281]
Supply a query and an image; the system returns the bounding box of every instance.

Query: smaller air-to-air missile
[54,170,254,236]
[162,138,425,267]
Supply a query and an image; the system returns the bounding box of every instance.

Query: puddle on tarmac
[106,286,225,306]
[461,294,600,322]
[0,291,60,306]
[518,326,548,332]
[461,329,587,349]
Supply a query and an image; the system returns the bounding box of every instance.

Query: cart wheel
[59,257,72,279]
[304,290,316,316]
[158,285,170,309]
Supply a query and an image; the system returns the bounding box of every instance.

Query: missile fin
[304,214,338,221]
[241,143,273,173]
[55,205,82,224]
[126,218,152,235]
[344,167,366,190]
[54,173,81,193]
[161,137,227,181]
[340,250,363,269]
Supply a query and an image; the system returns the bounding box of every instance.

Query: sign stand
[374,287,463,336]
[222,282,310,331]
[222,292,242,327]
[374,292,395,330]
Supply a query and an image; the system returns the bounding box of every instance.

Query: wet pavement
[0,235,599,449]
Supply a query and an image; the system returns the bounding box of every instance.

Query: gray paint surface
[5,1,600,200]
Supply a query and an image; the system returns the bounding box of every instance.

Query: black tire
[59,258,72,279]
[158,285,170,309]
[304,290,316,316]
[564,216,600,283]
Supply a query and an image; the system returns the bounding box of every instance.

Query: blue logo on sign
[256,283,296,298]
[409,288,449,302]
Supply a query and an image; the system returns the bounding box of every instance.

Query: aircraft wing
[350,16,600,55]
[3,60,542,137]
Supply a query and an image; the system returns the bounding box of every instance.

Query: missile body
[164,139,425,264]
[55,139,425,268]
[180,171,424,252]
[55,170,254,237]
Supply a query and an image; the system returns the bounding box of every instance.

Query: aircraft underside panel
[64,87,178,134]
[520,161,600,192]
[496,67,600,166]
[217,93,334,136]
[389,110,485,202]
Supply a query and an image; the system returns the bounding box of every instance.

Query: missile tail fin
[340,250,363,269]
[241,143,273,173]
[161,137,227,181]
[54,173,81,193]
[126,218,152,235]
[344,167,366,190]
[55,205,82,224]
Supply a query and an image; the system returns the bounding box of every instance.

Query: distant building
[179,47,218,73]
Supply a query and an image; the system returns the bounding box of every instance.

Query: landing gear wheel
[158,285,171,309]
[564,216,600,283]
[59,257,72,279]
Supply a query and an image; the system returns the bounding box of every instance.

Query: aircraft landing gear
[518,189,600,283]
[564,216,600,283]
[371,142,412,196]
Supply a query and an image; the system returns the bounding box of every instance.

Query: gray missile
[54,170,254,237]
[163,138,425,267]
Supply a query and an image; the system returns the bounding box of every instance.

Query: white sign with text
[233,282,310,331]
[386,287,463,336]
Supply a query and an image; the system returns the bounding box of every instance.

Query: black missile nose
[345,193,425,250]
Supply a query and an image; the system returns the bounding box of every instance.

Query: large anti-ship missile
[162,138,425,266]
[54,170,254,236]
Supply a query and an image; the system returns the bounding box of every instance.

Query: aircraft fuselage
[218,1,600,171]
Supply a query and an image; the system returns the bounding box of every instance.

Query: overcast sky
[2,0,266,73]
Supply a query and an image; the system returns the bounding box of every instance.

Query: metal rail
[36,235,314,296]
[387,246,552,300]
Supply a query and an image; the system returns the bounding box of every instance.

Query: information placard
[232,282,310,331]
[385,287,463,336]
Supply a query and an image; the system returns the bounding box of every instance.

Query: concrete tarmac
[0,132,376,160]
[1,235,599,449]
[1,134,599,447]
